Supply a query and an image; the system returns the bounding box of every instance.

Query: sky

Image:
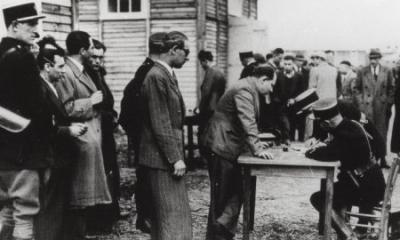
[258,0,400,51]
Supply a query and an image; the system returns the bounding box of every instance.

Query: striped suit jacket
[138,62,186,170]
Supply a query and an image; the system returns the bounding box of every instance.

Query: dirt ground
[94,133,400,240]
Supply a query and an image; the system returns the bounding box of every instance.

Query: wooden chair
[344,157,400,240]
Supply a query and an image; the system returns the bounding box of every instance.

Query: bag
[119,58,154,147]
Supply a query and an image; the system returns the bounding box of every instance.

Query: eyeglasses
[176,47,190,57]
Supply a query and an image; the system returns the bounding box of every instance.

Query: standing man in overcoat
[84,38,121,233]
[354,49,395,139]
[55,31,112,240]
[139,31,192,240]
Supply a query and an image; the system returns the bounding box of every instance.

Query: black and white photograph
[0,0,400,239]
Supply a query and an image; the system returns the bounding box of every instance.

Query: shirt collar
[371,64,380,74]
[156,60,174,76]
[68,56,84,72]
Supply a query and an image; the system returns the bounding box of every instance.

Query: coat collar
[65,57,97,92]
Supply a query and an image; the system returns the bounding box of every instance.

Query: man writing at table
[306,98,385,239]
[200,65,275,240]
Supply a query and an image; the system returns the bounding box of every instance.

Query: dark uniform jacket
[201,78,265,162]
[306,119,385,205]
[0,37,54,170]
[139,62,185,170]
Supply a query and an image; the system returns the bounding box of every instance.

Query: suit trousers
[34,168,69,240]
[141,166,192,240]
[134,166,153,223]
[205,152,243,240]
[0,169,40,239]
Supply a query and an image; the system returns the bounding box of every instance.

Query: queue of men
[0,3,122,240]
[1,2,400,240]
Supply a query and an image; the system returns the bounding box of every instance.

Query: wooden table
[238,147,339,240]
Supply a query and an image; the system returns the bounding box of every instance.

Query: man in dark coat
[239,51,257,79]
[0,3,51,240]
[197,50,227,137]
[84,39,121,233]
[273,55,307,142]
[139,31,192,240]
[201,66,275,240]
[119,32,171,234]
[392,71,400,153]
[354,49,395,139]
[307,98,385,239]
[33,37,88,240]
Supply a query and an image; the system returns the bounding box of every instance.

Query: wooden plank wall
[102,20,147,107]
[242,0,257,19]
[205,0,228,75]
[41,2,73,47]
[77,0,100,40]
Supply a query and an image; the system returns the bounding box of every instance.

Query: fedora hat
[369,48,382,59]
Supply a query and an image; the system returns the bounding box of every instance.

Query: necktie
[373,66,378,81]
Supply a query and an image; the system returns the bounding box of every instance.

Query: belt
[354,159,378,178]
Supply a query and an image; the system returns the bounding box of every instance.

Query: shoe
[136,218,151,234]
[0,224,13,240]
[212,222,234,240]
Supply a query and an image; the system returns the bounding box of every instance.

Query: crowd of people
[0,2,400,240]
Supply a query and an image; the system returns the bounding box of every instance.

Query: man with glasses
[0,3,49,240]
[354,49,395,140]
[138,31,192,240]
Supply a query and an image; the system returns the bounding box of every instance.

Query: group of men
[0,3,121,240]
[0,2,399,240]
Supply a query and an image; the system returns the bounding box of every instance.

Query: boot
[0,224,14,240]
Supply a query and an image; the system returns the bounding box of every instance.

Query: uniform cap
[239,51,253,60]
[312,98,339,120]
[3,2,45,27]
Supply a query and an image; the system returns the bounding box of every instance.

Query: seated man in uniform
[306,98,386,239]
[201,65,275,240]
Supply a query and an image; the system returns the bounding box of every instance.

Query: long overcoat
[55,57,111,207]
[354,64,395,138]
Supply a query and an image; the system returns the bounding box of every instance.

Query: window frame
[99,0,148,20]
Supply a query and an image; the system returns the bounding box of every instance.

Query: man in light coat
[354,49,395,139]
[55,31,112,240]
[308,51,338,99]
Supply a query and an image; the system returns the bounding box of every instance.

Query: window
[100,0,147,19]
[108,0,141,13]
